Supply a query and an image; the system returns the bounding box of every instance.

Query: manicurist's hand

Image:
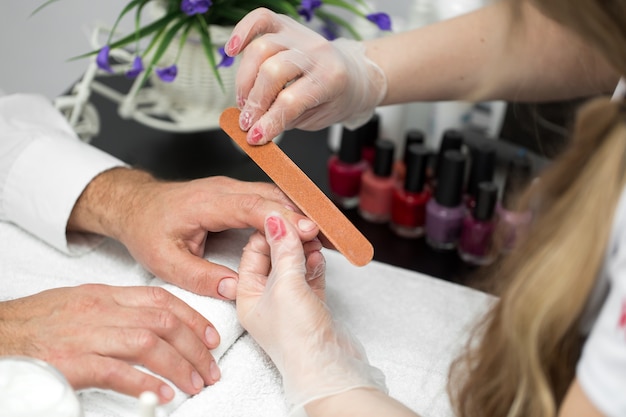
[0,284,220,403]
[225,8,388,145]
[68,169,319,300]
[237,212,386,414]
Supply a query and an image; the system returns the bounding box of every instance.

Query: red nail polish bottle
[328,128,368,209]
[390,144,432,238]
[393,129,425,183]
[359,139,396,223]
[358,113,380,167]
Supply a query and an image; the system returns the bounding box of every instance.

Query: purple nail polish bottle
[425,150,467,250]
[458,181,499,265]
[429,129,464,189]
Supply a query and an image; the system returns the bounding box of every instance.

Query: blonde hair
[449,1,626,416]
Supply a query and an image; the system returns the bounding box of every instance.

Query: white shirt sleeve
[0,93,126,254]
[577,188,626,417]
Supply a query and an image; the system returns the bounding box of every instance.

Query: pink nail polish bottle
[464,143,496,210]
[458,181,499,265]
[496,151,534,253]
[358,139,396,223]
[328,129,368,209]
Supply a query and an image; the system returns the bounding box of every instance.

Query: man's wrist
[67,167,155,241]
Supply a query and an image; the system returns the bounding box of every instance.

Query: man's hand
[0,284,221,403]
[67,169,319,299]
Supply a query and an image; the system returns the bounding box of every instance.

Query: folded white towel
[0,221,494,417]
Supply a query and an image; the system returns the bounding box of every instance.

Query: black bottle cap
[338,128,362,164]
[373,139,395,177]
[404,144,430,192]
[474,182,498,221]
[435,129,464,177]
[467,143,496,198]
[403,129,425,165]
[435,150,467,207]
[502,150,533,208]
[358,113,380,148]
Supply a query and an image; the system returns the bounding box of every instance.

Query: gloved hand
[237,212,387,415]
[225,8,388,145]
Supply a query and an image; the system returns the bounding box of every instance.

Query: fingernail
[298,219,316,232]
[159,384,175,402]
[240,111,252,130]
[284,204,297,212]
[266,216,286,240]
[226,35,241,55]
[210,360,221,382]
[249,126,264,144]
[217,277,237,300]
[205,326,220,347]
[191,370,204,391]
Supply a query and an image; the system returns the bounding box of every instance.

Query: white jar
[0,357,82,417]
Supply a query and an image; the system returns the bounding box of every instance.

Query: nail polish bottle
[394,129,425,182]
[359,139,396,223]
[359,113,381,167]
[458,181,499,265]
[425,150,467,250]
[390,144,432,238]
[328,128,368,209]
[496,151,533,253]
[464,143,496,209]
[428,129,464,188]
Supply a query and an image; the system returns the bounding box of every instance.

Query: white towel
[0,220,494,417]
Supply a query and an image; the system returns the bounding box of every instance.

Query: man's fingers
[67,355,176,404]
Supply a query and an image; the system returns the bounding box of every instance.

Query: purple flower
[156,64,178,82]
[125,55,144,78]
[180,0,211,16]
[216,46,234,68]
[366,12,392,31]
[298,0,322,22]
[320,20,339,40]
[96,45,113,73]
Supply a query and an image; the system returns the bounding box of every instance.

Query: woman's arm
[368,0,618,105]
[306,388,419,417]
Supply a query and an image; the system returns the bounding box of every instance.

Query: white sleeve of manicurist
[0,93,127,254]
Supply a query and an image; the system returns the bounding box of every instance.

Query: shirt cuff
[3,133,126,254]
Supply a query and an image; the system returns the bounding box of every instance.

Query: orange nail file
[219,107,374,267]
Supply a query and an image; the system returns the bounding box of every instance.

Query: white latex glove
[237,212,387,415]
[225,8,388,145]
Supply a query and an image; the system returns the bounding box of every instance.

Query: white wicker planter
[55,1,241,139]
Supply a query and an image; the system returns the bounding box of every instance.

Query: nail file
[219,107,374,267]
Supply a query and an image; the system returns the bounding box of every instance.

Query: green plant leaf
[105,0,149,45]
[195,15,225,91]
[138,16,191,88]
[30,0,63,18]
[320,0,366,18]
[69,11,180,60]
[315,9,361,40]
